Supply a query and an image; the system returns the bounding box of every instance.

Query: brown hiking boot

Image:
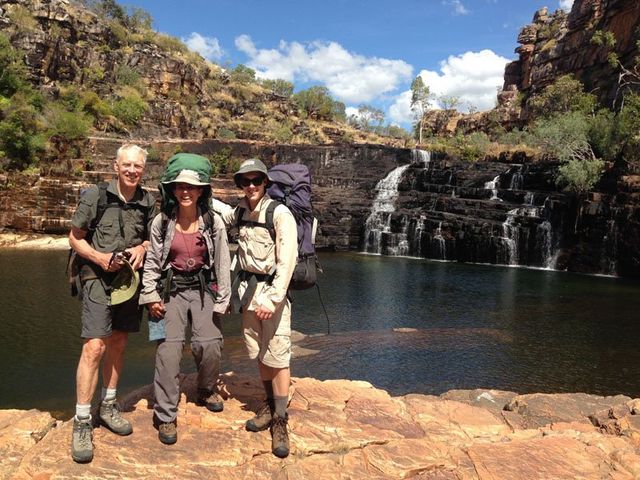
[158,422,177,445]
[196,389,224,412]
[270,413,290,458]
[245,400,273,432]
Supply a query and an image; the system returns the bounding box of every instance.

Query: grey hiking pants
[154,288,223,423]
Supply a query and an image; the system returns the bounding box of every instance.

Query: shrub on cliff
[111,90,148,126]
[527,74,597,120]
[555,158,604,193]
[0,35,46,170]
[0,92,46,170]
[529,111,605,193]
[262,79,294,98]
[293,86,344,121]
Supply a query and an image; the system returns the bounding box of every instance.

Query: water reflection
[1,250,639,418]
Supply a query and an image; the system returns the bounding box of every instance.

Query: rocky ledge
[0,233,68,249]
[2,373,640,479]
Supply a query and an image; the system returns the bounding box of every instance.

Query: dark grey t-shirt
[71,180,156,304]
[71,180,156,253]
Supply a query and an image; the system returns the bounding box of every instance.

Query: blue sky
[127,0,575,126]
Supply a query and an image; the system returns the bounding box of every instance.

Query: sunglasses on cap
[239,176,265,187]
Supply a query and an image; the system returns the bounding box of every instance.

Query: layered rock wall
[1,139,639,277]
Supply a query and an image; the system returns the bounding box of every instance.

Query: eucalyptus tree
[410,76,431,144]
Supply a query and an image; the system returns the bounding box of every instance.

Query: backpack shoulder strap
[234,206,246,229]
[264,200,277,242]
[235,201,277,242]
[88,181,110,231]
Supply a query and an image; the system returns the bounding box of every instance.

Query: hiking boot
[158,422,177,445]
[245,400,273,432]
[71,416,94,463]
[99,399,133,435]
[270,413,290,458]
[196,389,224,412]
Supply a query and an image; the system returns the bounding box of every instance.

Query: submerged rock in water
[3,373,640,479]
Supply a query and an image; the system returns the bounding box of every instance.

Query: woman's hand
[147,301,165,319]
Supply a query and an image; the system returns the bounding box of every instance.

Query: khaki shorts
[242,298,291,369]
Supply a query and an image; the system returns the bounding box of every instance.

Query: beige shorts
[242,298,291,369]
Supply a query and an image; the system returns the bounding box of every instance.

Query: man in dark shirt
[68,144,156,463]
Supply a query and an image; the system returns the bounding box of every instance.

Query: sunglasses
[239,176,265,187]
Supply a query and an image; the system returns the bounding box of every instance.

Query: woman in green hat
[140,154,231,445]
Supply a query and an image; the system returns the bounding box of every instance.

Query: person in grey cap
[68,143,156,463]
[211,158,297,458]
[140,155,231,445]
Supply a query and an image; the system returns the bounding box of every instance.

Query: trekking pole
[315,282,331,335]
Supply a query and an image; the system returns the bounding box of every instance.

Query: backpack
[67,182,154,296]
[235,163,320,290]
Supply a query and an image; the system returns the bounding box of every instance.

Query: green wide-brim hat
[110,260,140,306]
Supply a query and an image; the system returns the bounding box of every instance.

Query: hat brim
[110,261,140,305]
[162,179,210,186]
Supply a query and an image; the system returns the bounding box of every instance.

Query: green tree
[261,78,294,97]
[0,34,29,98]
[229,64,256,85]
[529,111,604,192]
[592,30,640,110]
[410,76,431,144]
[556,158,604,193]
[0,93,46,169]
[439,95,461,111]
[527,74,597,119]
[293,86,342,121]
[351,104,384,132]
[111,92,148,125]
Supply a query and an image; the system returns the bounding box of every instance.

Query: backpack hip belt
[158,268,216,305]
[230,269,275,313]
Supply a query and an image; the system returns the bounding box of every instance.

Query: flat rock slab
[3,373,640,479]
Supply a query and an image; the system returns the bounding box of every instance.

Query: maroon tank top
[169,231,206,272]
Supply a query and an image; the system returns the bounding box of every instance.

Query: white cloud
[388,49,509,124]
[345,106,360,118]
[235,35,413,104]
[443,0,469,15]
[182,32,224,61]
[388,90,414,124]
[559,0,574,11]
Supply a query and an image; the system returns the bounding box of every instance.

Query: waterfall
[411,215,427,257]
[499,209,520,265]
[600,217,618,275]
[484,175,500,201]
[538,197,559,270]
[363,164,411,254]
[509,165,524,190]
[411,149,431,166]
[537,221,557,269]
[432,221,446,260]
[524,192,534,205]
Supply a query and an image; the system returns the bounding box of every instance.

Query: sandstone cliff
[423,0,640,135]
[0,0,387,145]
[2,373,640,479]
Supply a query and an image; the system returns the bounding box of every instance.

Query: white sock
[102,387,117,402]
[75,404,91,420]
